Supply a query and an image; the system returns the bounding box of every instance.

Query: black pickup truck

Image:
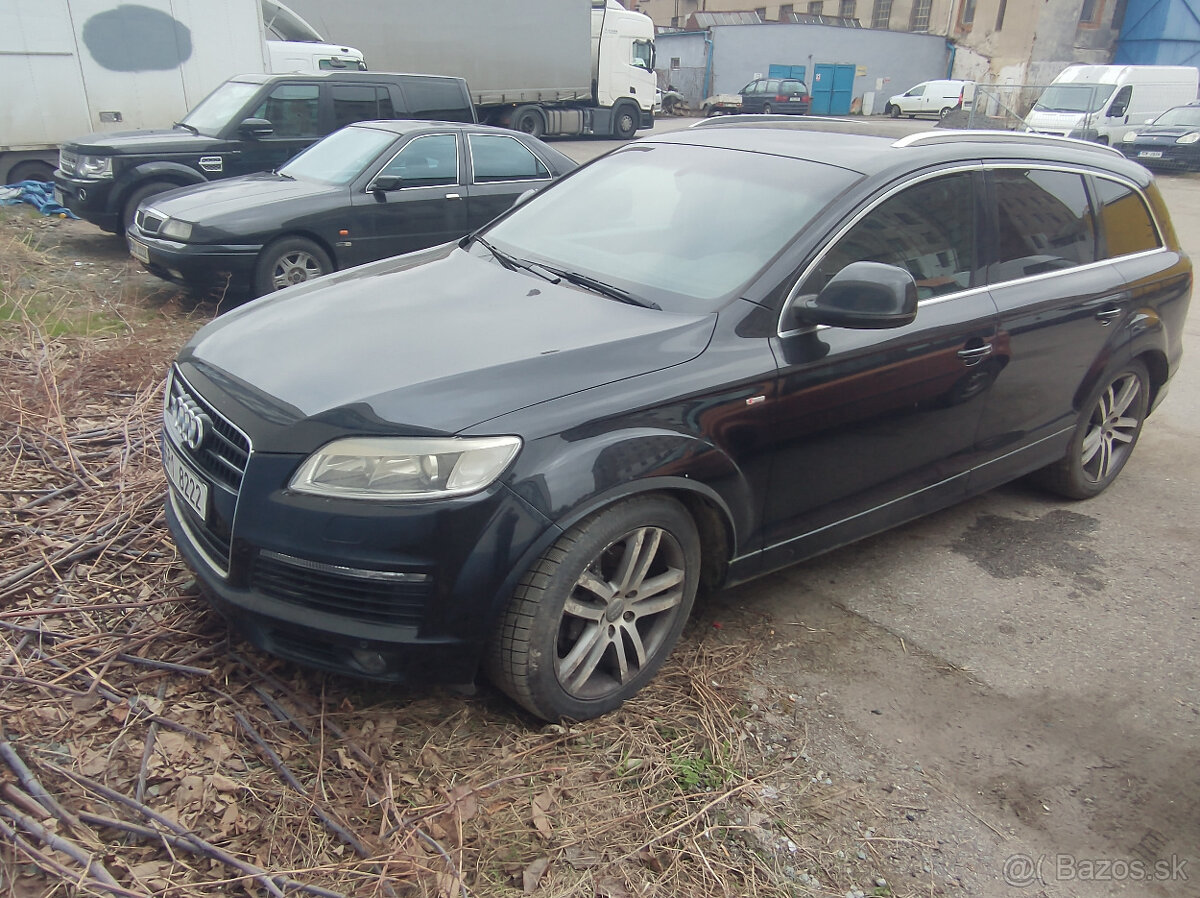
[54,71,475,233]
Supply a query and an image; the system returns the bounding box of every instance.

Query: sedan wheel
[487,495,700,721]
[1035,361,1150,499]
[254,237,332,296]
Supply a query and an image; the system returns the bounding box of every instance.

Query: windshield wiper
[473,236,561,284]
[538,265,661,310]
[173,121,199,135]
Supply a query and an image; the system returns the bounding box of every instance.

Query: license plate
[54,187,65,206]
[163,438,208,521]
[129,238,150,264]
[789,96,803,101]
[1138,150,1163,159]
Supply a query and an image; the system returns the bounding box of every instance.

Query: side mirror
[238,117,275,139]
[370,175,404,193]
[792,261,918,330]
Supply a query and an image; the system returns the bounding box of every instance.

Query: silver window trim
[366,132,461,193]
[777,162,1171,339]
[465,132,553,185]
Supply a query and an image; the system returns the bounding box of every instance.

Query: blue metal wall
[1114,0,1200,65]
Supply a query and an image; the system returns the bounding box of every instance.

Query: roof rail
[689,114,871,130]
[892,129,1126,158]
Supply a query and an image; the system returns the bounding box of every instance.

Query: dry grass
[0,211,899,898]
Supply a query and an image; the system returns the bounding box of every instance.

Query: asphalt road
[556,118,1200,896]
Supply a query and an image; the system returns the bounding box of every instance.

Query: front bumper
[129,229,260,292]
[161,365,558,685]
[1121,144,1200,171]
[53,174,118,231]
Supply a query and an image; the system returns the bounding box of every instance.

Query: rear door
[464,132,555,229]
[968,165,1130,490]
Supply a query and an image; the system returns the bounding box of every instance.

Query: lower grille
[250,551,431,628]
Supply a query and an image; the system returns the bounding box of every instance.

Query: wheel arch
[112,161,206,210]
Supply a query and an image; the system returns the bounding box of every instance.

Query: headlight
[1121,131,1137,142]
[159,218,193,241]
[74,155,113,179]
[290,435,522,500]
[1177,132,1200,145]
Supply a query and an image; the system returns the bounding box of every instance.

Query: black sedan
[128,121,576,296]
[1119,102,1200,170]
[161,122,1189,721]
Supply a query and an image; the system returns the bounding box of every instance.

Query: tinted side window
[468,134,550,182]
[400,79,472,122]
[254,84,320,137]
[1093,178,1162,258]
[990,169,1095,282]
[331,85,395,129]
[379,134,459,186]
[803,172,976,299]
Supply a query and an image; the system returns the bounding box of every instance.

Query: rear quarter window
[1093,177,1162,258]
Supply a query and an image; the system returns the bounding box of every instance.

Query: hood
[180,247,715,446]
[148,173,339,222]
[1134,125,1199,140]
[63,127,222,155]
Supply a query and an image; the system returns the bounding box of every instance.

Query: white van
[266,41,367,73]
[885,80,973,119]
[1023,64,1199,144]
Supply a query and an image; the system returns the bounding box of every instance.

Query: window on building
[755,6,768,17]
[807,1,823,13]
[871,0,892,28]
[840,0,856,17]
[670,57,681,69]
[780,3,795,18]
[960,0,976,25]
[1079,0,1104,25]
[909,0,932,30]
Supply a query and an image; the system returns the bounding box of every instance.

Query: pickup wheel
[486,495,700,721]
[122,180,177,234]
[613,102,639,140]
[1033,361,1150,499]
[254,237,332,296]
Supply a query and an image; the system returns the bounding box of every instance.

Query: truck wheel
[122,181,177,234]
[486,494,700,721]
[254,237,332,295]
[511,106,545,138]
[8,160,55,184]
[613,102,639,140]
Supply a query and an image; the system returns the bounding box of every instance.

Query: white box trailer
[274,0,657,138]
[0,0,362,184]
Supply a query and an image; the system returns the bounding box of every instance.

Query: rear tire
[761,103,774,115]
[511,106,545,138]
[1033,361,1150,499]
[939,106,953,119]
[254,236,332,296]
[8,160,55,183]
[486,495,700,721]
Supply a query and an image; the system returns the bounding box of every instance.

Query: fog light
[351,647,387,674]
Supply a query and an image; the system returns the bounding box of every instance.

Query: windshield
[1033,83,1117,114]
[280,126,398,185]
[1153,105,1200,127]
[180,80,262,135]
[480,142,859,312]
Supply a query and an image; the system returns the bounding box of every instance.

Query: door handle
[957,344,994,367]
[445,193,462,200]
[1094,307,1123,326]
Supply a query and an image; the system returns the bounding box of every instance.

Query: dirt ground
[2,192,1196,898]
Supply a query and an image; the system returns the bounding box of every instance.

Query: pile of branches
[0,219,862,898]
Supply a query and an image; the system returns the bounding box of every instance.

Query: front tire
[888,104,900,118]
[122,180,177,234]
[612,102,639,140]
[254,236,332,296]
[1034,361,1150,499]
[487,495,700,721]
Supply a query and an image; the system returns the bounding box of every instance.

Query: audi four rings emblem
[167,393,210,451]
